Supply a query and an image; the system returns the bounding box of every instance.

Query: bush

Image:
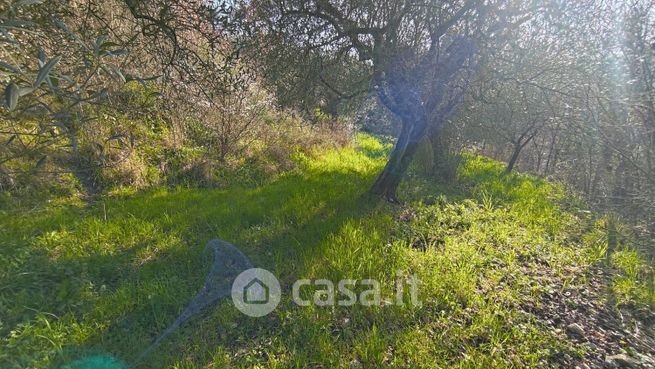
[2,80,354,198]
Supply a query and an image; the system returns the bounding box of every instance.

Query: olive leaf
[0,61,22,74]
[0,19,35,29]
[34,55,61,87]
[112,66,126,83]
[18,86,34,97]
[4,83,18,110]
[14,0,45,8]
[37,48,46,65]
[107,48,128,57]
[94,35,107,57]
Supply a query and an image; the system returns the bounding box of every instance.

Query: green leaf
[0,20,35,29]
[14,0,44,8]
[37,48,46,64]
[101,41,120,49]
[94,35,107,57]
[34,56,61,87]
[96,35,107,46]
[0,61,21,74]
[4,83,18,110]
[18,86,34,96]
[53,19,73,36]
[107,48,128,57]
[57,74,74,84]
[113,66,126,83]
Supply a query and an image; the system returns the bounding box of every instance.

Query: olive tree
[0,0,136,190]
[1,0,248,191]
[255,0,532,201]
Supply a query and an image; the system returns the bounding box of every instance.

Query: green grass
[1,134,653,368]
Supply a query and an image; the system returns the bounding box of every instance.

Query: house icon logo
[232,268,281,317]
[243,278,269,304]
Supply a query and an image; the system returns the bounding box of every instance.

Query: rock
[604,354,641,369]
[567,323,586,339]
[575,364,591,369]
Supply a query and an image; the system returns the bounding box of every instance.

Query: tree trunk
[534,139,543,174]
[370,118,427,202]
[505,142,522,174]
[505,130,538,174]
[544,123,560,175]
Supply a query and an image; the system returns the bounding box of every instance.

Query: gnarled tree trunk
[370,117,428,202]
[369,37,476,202]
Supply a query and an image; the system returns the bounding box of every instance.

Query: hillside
[1,135,654,369]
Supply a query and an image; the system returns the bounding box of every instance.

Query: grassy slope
[1,134,653,368]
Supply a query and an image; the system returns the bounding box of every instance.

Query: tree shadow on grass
[1,148,390,368]
[99,167,387,367]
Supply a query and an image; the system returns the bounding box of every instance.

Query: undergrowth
[0,134,652,368]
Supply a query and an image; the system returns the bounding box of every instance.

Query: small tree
[1,0,134,191]
[256,0,531,201]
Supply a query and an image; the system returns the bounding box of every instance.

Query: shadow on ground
[0,147,390,368]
